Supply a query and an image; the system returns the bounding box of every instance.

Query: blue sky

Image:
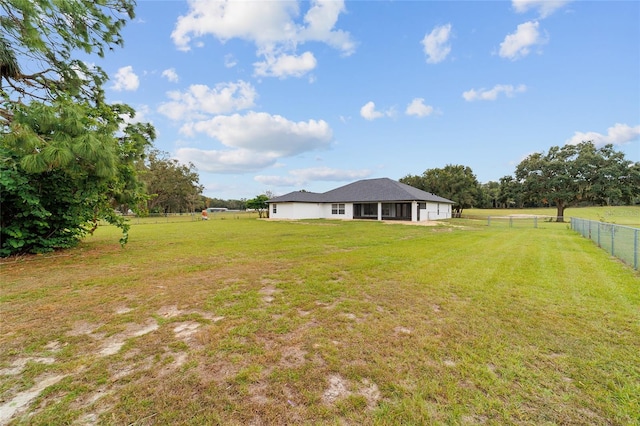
[100,0,639,200]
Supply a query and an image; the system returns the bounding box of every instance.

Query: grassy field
[465,206,640,227]
[1,211,639,425]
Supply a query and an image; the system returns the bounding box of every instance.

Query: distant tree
[478,181,500,208]
[139,149,203,214]
[498,176,524,209]
[246,194,270,218]
[401,164,481,217]
[514,141,639,221]
[398,174,424,191]
[573,143,640,206]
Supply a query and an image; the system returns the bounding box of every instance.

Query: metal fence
[482,215,559,228]
[571,218,639,270]
[99,211,255,226]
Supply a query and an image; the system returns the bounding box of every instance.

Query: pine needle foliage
[1,99,154,257]
[0,0,157,256]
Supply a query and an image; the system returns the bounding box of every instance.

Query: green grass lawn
[1,214,638,425]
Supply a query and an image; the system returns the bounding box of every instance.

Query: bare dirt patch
[67,321,102,337]
[98,319,159,357]
[322,374,350,404]
[382,220,440,227]
[157,305,181,318]
[279,346,306,368]
[114,306,133,315]
[173,321,201,340]
[259,282,280,303]
[0,374,65,423]
[359,378,382,409]
[394,326,412,335]
[321,374,381,409]
[157,305,224,323]
[0,357,56,376]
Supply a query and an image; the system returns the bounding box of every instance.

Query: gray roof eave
[267,178,455,204]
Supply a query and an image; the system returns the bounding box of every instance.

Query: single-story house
[267,178,454,222]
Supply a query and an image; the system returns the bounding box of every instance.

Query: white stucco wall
[271,202,449,221]
[270,202,324,219]
[422,202,451,220]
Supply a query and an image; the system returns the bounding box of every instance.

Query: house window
[362,203,377,216]
[332,203,345,215]
[272,204,277,214]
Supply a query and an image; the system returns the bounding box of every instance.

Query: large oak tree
[514,141,639,221]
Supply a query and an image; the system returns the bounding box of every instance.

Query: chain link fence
[468,215,560,228]
[99,211,256,226]
[571,218,639,270]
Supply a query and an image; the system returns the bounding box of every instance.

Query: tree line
[401,141,640,221]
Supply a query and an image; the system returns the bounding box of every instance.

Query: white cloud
[421,24,452,64]
[463,84,527,102]
[254,175,301,187]
[512,0,571,18]
[254,51,317,78]
[360,102,383,121]
[290,167,371,181]
[72,62,97,82]
[180,111,333,156]
[566,123,640,147]
[175,112,333,174]
[112,66,139,91]
[158,80,257,121]
[120,104,151,125]
[171,0,354,78]
[499,20,545,60]
[176,148,279,173]
[171,1,298,50]
[297,0,355,54]
[405,98,435,117]
[255,167,371,187]
[360,101,394,121]
[116,104,152,135]
[224,54,237,68]
[161,68,179,83]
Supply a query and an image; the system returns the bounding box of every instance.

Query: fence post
[509,217,513,228]
[611,226,615,256]
[534,217,537,229]
[635,229,638,270]
[487,216,491,226]
[597,222,601,247]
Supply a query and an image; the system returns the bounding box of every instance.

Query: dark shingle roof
[268,178,454,204]
[267,191,323,203]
